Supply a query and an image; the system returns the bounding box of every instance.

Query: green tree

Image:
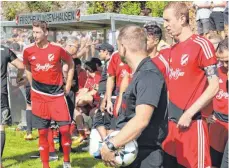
[26,1,61,13]
[119,2,141,15]
[145,1,169,17]
[2,1,62,21]
[87,2,115,14]
[2,2,29,20]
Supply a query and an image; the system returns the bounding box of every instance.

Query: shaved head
[117,25,147,54]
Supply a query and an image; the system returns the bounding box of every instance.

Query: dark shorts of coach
[124,146,164,168]
[32,113,71,129]
[1,94,12,125]
[210,11,225,31]
[93,97,116,130]
[197,18,211,35]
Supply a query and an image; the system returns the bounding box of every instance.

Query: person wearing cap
[92,43,118,140]
[74,61,101,143]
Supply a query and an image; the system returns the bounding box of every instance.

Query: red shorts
[31,90,71,121]
[162,120,211,168]
[209,119,228,153]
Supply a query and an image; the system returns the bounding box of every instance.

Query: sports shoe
[49,152,58,161]
[81,145,89,152]
[24,134,34,140]
[63,162,71,168]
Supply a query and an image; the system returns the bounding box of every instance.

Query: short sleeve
[60,47,72,63]
[23,48,29,66]
[8,48,17,62]
[107,53,117,76]
[198,38,217,68]
[136,72,164,108]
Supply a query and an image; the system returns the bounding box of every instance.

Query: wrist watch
[105,140,117,151]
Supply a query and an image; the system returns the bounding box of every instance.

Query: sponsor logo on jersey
[216,89,229,99]
[180,54,189,66]
[219,78,223,83]
[120,69,129,78]
[48,54,54,62]
[169,68,185,80]
[35,63,54,72]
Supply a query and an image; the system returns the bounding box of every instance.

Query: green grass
[2,127,109,168]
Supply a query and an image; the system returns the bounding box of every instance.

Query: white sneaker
[82,145,89,152]
[63,162,71,168]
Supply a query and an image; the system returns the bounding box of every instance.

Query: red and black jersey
[107,51,132,94]
[23,43,72,96]
[165,35,217,122]
[213,64,228,122]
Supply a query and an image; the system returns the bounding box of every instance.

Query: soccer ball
[89,129,103,159]
[105,130,138,167]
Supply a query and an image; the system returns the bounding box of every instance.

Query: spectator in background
[210,0,227,38]
[224,2,228,38]
[65,37,79,58]
[91,57,102,73]
[74,61,101,143]
[74,58,87,90]
[193,1,212,37]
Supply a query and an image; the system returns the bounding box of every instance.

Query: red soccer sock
[38,128,50,168]
[59,125,71,162]
[48,128,55,153]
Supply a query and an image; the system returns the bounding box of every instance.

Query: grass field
[2,126,109,168]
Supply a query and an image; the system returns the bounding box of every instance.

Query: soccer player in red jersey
[207,38,228,168]
[104,51,131,117]
[74,61,101,142]
[23,21,74,168]
[162,2,219,168]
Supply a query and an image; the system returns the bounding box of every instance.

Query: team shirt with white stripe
[160,34,217,111]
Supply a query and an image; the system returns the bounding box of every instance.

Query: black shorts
[210,11,225,31]
[1,94,12,125]
[65,90,75,120]
[92,97,116,130]
[210,146,224,167]
[221,140,228,168]
[25,83,31,105]
[32,113,71,129]
[125,146,163,168]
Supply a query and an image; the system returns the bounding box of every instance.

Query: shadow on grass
[3,143,103,168]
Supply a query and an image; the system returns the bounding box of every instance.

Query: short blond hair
[117,25,147,53]
[164,2,189,24]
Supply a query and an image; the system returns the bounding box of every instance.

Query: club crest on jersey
[48,54,54,62]
[31,56,36,60]
[180,54,189,66]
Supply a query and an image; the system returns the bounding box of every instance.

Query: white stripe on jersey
[158,54,170,75]
[193,37,213,59]
[31,87,64,97]
[196,36,213,59]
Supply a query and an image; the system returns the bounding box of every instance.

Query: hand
[100,143,117,167]
[100,98,106,112]
[177,112,192,129]
[106,100,113,115]
[64,84,71,95]
[16,77,27,86]
[206,115,216,124]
